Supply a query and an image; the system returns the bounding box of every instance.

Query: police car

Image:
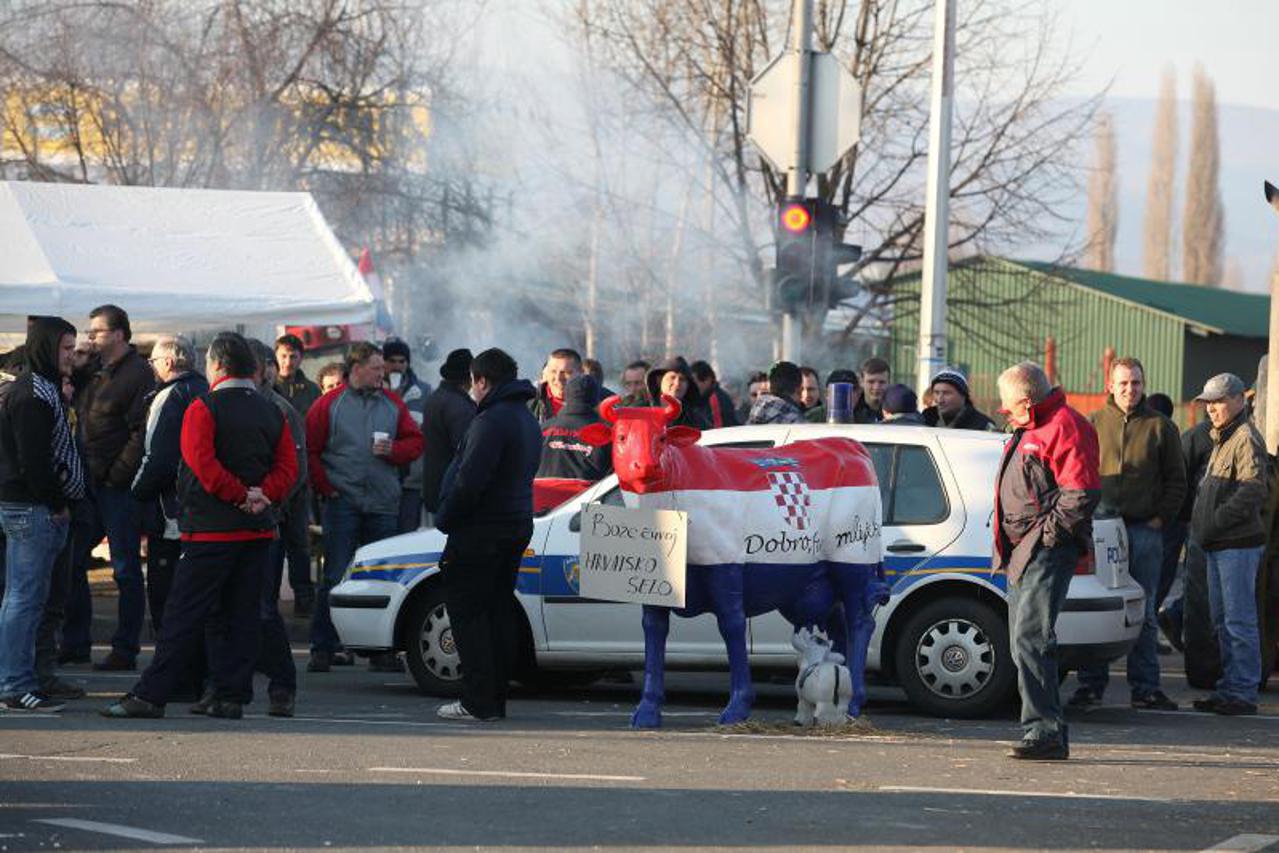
[330,423,1143,718]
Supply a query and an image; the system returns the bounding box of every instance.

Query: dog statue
[792,627,854,726]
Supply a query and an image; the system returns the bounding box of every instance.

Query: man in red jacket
[994,361,1100,761]
[102,332,297,719]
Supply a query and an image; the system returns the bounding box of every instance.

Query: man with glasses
[65,305,155,672]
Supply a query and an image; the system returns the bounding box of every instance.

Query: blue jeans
[0,504,70,696]
[309,496,397,654]
[1078,521,1163,698]
[1205,545,1263,704]
[1008,542,1077,743]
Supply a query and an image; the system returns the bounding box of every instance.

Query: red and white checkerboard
[767,470,812,531]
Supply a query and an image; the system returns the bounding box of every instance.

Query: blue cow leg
[632,605,670,729]
[832,563,889,718]
[713,606,754,724]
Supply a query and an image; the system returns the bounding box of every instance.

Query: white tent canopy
[0,181,374,334]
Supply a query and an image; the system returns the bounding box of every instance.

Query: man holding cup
[304,342,424,673]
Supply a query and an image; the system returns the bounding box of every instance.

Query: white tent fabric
[0,181,374,333]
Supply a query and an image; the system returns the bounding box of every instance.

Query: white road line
[368,766,645,782]
[0,754,135,764]
[877,785,1173,803]
[1204,834,1279,852]
[32,818,202,845]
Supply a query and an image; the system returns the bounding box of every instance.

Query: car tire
[894,596,1015,719]
[403,583,463,698]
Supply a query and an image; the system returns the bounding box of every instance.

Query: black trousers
[146,537,182,636]
[440,524,532,719]
[133,539,269,706]
[256,537,297,698]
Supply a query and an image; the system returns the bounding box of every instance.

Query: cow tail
[832,666,842,708]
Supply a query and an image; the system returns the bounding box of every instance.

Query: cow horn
[599,394,622,424]
[660,393,682,423]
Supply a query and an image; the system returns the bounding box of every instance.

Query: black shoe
[1066,687,1102,709]
[1193,695,1224,713]
[1131,690,1178,711]
[189,688,216,716]
[100,694,163,718]
[207,700,243,720]
[1157,607,1185,653]
[40,678,86,701]
[268,691,296,718]
[1213,698,1258,716]
[331,651,355,667]
[93,651,137,672]
[307,652,331,673]
[368,652,404,673]
[56,648,91,666]
[2,691,67,713]
[1008,738,1069,760]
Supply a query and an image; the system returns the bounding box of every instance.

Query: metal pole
[916,0,956,393]
[1265,182,1279,453]
[781,0,813,364]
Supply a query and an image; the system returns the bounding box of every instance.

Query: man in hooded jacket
[646,357,711,429]
[534,375,613,511]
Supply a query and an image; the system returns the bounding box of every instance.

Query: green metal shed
[884,257,1269,402]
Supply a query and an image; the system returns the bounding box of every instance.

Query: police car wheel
[894,597,1015,719]
[403,584,463,697]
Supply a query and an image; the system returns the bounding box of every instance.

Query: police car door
[749,430,966,661]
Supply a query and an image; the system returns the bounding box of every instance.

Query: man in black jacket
[535,375,612,511]
[0,316,84,711]
[922,368,997,431]
[690,361,739,429]
[421,349,477,516]
[68,305,155,671]
[131,335,209,635]
[434,348,541,722]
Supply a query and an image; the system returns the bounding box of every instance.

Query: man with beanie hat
[881,384,925,425]
[0,317,84,711]
[535,375,613,511]
[382,338,433,533]
[421,349,477,516]
[923,368,996,431]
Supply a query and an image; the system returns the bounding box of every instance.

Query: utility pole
[916,0,956,393]
[781,0,813,364]
[1263,180,1279,453]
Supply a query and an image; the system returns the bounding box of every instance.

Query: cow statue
[581,394,889,728]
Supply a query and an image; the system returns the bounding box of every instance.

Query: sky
[1060,0,1279,110]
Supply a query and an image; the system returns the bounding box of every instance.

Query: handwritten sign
[578,503,687,607]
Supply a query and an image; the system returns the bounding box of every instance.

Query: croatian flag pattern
[767,471,812,531]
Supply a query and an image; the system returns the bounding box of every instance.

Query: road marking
[32,819,202,845]
[0,754,135,764]
[877,785,1173,803]
[552,710,717,718]
[368,766,645,782]
[1204,834,1279,852]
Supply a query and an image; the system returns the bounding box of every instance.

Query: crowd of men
[0,310,1270,761]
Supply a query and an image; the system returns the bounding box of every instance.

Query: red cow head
[581,394,701,491]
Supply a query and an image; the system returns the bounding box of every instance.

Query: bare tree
[1085,111,1118,273]
[1182,65,1224,286]
[1142,68,1176,281]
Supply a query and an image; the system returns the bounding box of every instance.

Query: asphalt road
[1,624,1278,851]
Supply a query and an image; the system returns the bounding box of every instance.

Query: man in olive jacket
[1189,373,1269,715]
[1072,358,1186,711]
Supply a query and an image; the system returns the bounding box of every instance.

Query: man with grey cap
[1188,373,1269,715]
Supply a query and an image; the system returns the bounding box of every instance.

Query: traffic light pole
[782,0,813,364]
[916,0,956,393]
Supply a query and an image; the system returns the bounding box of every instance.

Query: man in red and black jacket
[102,333,297,720]
[993,361,1100,761]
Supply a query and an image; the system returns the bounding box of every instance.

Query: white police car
[330,423,1143,718]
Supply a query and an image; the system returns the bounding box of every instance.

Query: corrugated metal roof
[1012,260,1269,338]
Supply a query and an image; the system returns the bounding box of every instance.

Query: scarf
[30,373,86,501]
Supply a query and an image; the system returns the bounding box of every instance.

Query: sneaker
[1193,695,1224,713]
[40,678,86,701]
[207,700,243,720]
[100,694,163,718]
[436,701,500,722]
[1,691,67,713]
[268,691,296,718]
[1008,738,1069,761]
[1131,690,1178,711]
[368,652,404,673]
[1213,698,1258,716]
[1066,687,1103,709]
[189,688,216,716]
[307,652,331,673]
[93,651,137,672]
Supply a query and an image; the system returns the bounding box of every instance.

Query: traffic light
[774,198,862,310]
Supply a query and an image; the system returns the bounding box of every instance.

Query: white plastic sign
[578,504,687,607]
